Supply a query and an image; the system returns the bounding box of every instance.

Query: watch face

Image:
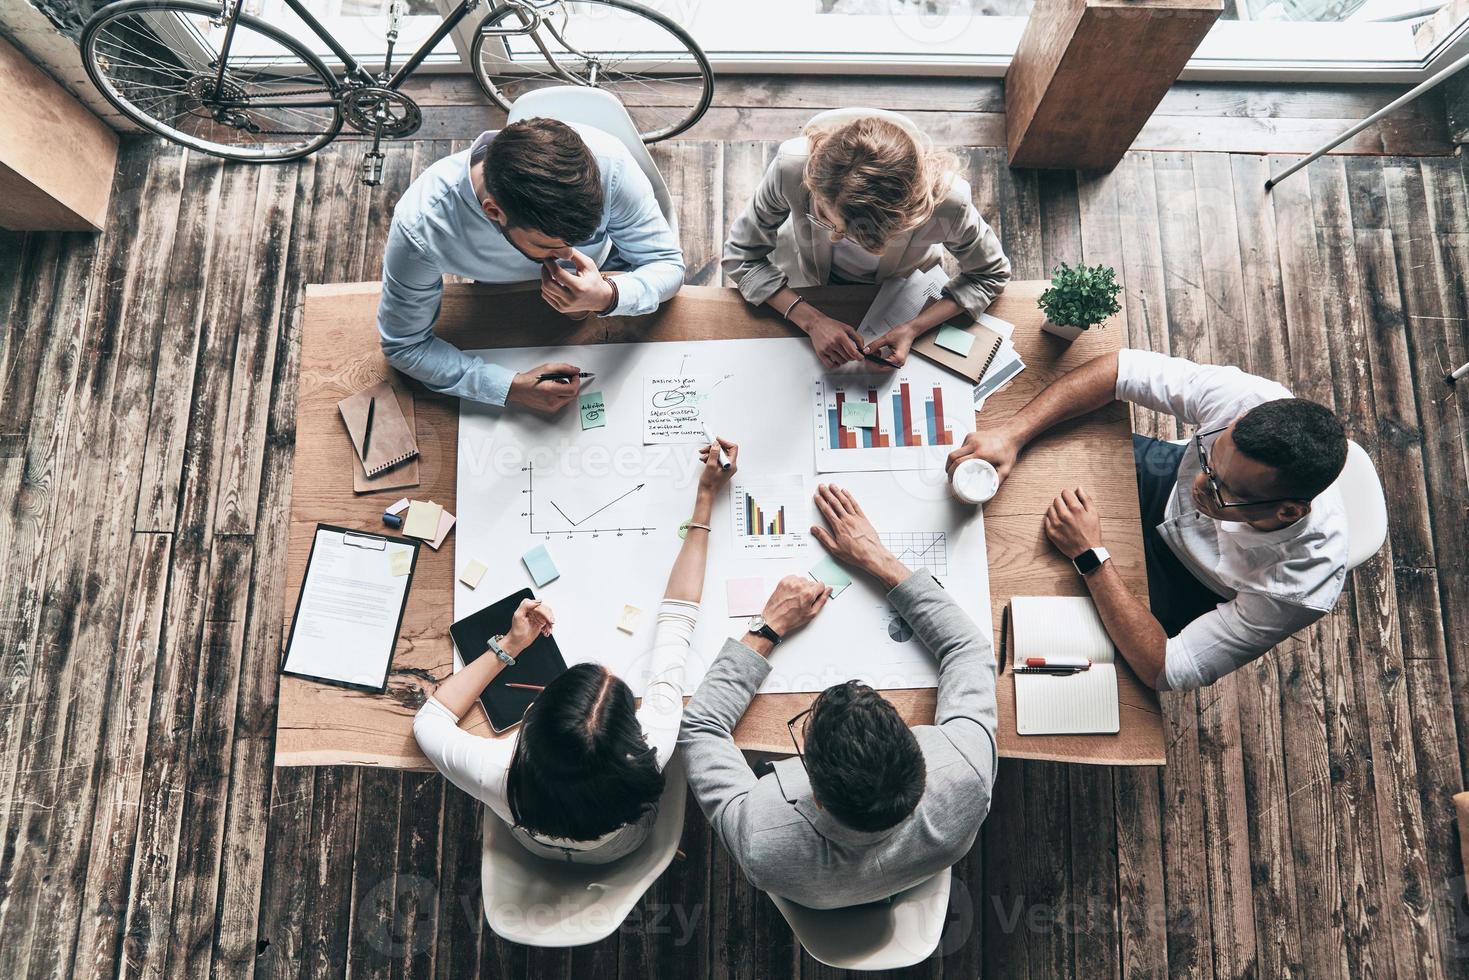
[747,615,766,632]
[1074,549,1101,574]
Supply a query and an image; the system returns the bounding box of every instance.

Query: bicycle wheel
[82,0,342,162]
[471,0,713,142]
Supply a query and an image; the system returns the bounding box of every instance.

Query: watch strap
[487,634,516,667]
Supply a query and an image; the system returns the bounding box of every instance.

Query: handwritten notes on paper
[641,372,733,444]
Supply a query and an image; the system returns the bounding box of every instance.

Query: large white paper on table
[457,337,992,695]
[282,527,417,690]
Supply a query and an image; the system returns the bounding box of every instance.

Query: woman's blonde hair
[803,117,958,253]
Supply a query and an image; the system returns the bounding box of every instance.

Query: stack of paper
[972,312,1025,411]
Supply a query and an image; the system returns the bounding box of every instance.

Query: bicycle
[80,0,714,185]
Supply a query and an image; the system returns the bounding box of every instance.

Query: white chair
[767,867,953,971]
[507,86,678,237]
[480,755,686,947]
[803,107,928,146]
[1331,439,1388,571]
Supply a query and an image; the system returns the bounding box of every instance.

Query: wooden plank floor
[2,82,1469,979]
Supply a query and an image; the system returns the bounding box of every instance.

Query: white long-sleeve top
[413,599,697,847]
[1115,349,1348,691]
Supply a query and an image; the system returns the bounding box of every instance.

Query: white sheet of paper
[282,528,415,689]
[458,337,992,695]
[858,266,948,341]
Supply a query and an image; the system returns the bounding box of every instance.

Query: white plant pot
[1040,319,1088,342]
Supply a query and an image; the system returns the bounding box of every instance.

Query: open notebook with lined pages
[1010,595,1120,735]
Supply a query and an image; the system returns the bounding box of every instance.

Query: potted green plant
[1038,262,1121,342]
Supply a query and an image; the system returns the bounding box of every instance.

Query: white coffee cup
[950,457,999,505]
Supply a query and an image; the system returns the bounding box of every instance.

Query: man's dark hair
[803,681,926,833]
[484,118,603,244]
[1233,398,1348,500]
[507,663,663,841]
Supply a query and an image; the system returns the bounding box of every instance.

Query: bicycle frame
[207,0,583,104]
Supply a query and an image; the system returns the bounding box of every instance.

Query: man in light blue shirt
[378,118,685,413]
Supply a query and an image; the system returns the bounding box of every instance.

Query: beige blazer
[721,136,1011,320]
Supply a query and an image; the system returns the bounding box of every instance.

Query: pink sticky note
[726,577,766,618]
[386,497,411,516]
[426,508,456,550]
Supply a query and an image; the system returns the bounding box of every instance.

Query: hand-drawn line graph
[521,463,655,537]
[879,530,948,576]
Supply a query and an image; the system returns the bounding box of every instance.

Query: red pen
[1025,657,1091,670]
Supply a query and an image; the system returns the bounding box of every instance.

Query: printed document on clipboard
[281,524,419,692]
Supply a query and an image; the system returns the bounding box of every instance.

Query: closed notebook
[1009,595,1120,735]
[338,379,420,492]
[912,317,1006,384]
[450,589,568,733]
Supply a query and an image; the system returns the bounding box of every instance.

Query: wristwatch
[1072,547,1111,577]
[745,615,782,647]
[487,634,516,667]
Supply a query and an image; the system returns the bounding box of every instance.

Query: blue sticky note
[841,400,878,428]
[580,390,606,429]
[809,556,853,598]
[522,544,560,586]
[935,324,977,357]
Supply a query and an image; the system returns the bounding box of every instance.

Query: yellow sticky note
[403,500,442,539]
[459,558,487,589]
[389,549,412,577]
[617,604,642,634]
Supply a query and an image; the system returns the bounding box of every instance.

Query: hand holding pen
[506,361,588,415]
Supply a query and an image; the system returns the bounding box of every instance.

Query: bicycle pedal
[361,151,385,187]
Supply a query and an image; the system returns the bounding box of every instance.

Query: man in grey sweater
[678,484,998,910]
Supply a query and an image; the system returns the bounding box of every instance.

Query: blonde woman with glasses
[722,112,1011,370]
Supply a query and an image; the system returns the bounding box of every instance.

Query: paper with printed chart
[457,337,991,695]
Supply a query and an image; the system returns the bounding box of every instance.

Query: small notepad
[1009,596,1120,735]
[935,324,977,357]
[522,544,560,587]
[841,401,877,428]
[403,500,442,540]
[809,556,852,598]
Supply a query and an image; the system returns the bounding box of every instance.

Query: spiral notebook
[338,380,420,492]
[912,317,1007,384]
[1008,595,1120,736]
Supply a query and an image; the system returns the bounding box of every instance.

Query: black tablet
[449,588,568,732]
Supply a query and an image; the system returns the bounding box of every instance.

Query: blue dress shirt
[377,125,685,405]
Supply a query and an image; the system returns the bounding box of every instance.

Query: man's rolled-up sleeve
[1162,592,1324,691]
[378,222,516,405]
[1114,349,1292,430]
[602,159,685,317]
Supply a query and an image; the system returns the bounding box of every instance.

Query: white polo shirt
[1115,349,1349,691]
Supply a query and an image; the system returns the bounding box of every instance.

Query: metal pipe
[1265,47,1469,190]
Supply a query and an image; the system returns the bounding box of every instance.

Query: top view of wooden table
[276,280,1164,768]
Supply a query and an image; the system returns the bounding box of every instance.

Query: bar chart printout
[813,374,973,473]
[731,476,811,558]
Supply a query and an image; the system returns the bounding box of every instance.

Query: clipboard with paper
[281,523,420,692]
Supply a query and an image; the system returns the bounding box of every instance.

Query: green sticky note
[522,544,560,587]
[841,400,878,428]
[580,390,606,429]
[809,556,853,598]
[935,324,977,357]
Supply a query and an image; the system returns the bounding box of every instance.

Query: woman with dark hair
[413,438,737,863]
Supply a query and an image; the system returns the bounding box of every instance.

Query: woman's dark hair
[484,118,603,244]
[506,663,664,841]
[803,681,926,833]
